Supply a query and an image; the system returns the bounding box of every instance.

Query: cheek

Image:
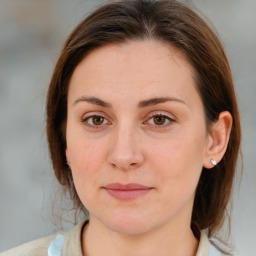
[67,125,107,166]
[66,130,108,191]
[150,138,204,213]
[149,130,206,187]
[67,140,106,208]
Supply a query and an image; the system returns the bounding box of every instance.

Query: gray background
[0,0,255,255]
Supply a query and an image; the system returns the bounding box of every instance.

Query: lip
[103,183,153,200]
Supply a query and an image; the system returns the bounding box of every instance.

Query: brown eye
[145,113,174,128]
[91,116,105,125]
[153,115,167,125]
[82,115,109,127]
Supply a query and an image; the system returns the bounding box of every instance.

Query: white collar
[47,223,223,256]
[197,231,223,256]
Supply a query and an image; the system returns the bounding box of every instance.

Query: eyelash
[81,112,175,129]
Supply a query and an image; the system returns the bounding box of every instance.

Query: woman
[2,0,241,255]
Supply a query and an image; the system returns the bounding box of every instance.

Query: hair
[46,0,241,253]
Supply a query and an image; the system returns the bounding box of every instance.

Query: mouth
[103,183,154,200]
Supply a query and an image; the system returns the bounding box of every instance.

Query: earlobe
[203,111,232,169]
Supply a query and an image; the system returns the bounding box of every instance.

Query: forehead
[72,40,194,79]
[68,40,199,107]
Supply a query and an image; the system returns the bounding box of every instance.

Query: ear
[203,111,232,169]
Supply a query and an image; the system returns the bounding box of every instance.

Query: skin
[66,40,232,256]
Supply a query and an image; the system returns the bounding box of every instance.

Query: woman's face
[66,40,211,234]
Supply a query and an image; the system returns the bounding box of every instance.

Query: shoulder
[0,233,58,256]
[1,221,87,256]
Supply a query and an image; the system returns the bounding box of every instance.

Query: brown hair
[46,0,241,252]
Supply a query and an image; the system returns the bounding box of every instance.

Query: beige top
[1,221,222,256]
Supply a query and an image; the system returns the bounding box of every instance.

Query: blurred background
[0,0,255,255]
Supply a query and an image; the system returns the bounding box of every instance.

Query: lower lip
[104,188,152,200]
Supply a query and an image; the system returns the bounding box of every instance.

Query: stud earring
[211,159,217,166]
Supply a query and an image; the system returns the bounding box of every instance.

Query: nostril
[110,161,139,170]
[107,142,145,170]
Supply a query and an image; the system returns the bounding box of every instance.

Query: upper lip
[104,183,152,190]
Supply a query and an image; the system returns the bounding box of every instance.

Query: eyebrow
[73,96,112,108]
[73,96,186,108]
[138,97,186,108]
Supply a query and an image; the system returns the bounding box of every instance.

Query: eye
[82,114,110,128]
[145,113,175,127]
[152,115,167,125]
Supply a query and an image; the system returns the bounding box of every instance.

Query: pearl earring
[210,159,217,166]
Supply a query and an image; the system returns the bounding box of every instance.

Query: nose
[107,124,144,171]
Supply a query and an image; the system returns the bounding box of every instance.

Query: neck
[82,216,199,256]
